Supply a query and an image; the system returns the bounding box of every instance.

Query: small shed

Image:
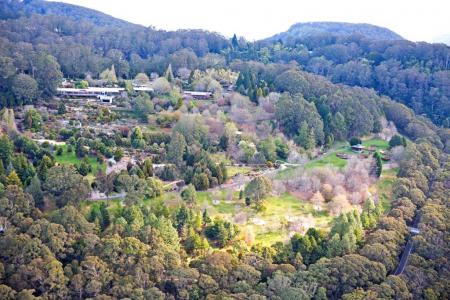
[351,144,365,153]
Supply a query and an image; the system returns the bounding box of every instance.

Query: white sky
[48,0,450,42]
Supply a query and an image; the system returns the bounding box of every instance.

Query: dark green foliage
[77,157,92,176]
[130,127,145,149]
[244,176,272,205]
[389,135,406,148]
[57,102,67,115]
[0,135,13,167]
[349,137,362,146]
[181,184,197,205]
[275,93,325,144]
[373,152,382,178]
[275,138,289,160]
[205,218,239,247]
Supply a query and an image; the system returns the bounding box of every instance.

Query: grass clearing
[371,167,398,211]
[199,190,334,245]
[226,165,252,177]
[305,153,347,169]
[54,144,106,177]
[362,138,389,150]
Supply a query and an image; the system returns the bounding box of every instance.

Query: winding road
[393,168,438,276]
[393,213,421,275]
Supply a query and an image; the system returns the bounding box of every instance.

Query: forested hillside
[253,34,450,127]
[266,22,404,42]
[0,1,449,299]
[1,0,449,126]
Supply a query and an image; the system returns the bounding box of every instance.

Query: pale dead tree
[311,191,325,210]
[328,194,352,216]
[333,185,346,197]
[287,150,308,164]
[377,117,398,140]
[205,117,224,137]
[390,146,405,163]
[208,103,219,115]
[176,67,191,80]
[229,92,252,109]
[272,180,286,196]
[286,174,321,200]
[256,122,272,140]
[201,109,211,118]
[243,226,255,246]
[320,183,334,202]
[258,92,279,114]
[343,157,373,192]
[230,105,253,125]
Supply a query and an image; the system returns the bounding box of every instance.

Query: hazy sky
[49,0,450,42]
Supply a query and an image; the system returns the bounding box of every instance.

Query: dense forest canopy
[0,1,449,299]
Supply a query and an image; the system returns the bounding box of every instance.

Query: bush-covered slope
[266,21,404,42]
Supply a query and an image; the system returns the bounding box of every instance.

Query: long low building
[182,91,213,100]
[57,87,127,103]
[57,86,154,103]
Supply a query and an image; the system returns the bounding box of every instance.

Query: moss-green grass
[197,191,237,215]
[372,167,398,211]
[305,153,347,169]
[362,138,389,150]
[226,165,252,177]
[54,144,106,178]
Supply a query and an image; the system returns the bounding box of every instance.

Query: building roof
[183,91,212,96]
[134,86,154,92]
[57,87,125,93]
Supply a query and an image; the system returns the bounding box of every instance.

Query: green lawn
[362,138,389,150]
[305,153,347,169]
[372,167,398,211]
[197,191,237,215]
[277,138,390,179]
[54,144,106,178]
[192,189,335,245]
[226,165,252,177]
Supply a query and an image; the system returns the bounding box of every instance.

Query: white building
[57,87,126,103]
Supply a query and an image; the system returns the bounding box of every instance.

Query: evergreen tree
[57,102,67,115]
[181,184,197,205]
[164,64,174,82]
[0,134,13,166]
[99,202,110,230]
[131,127,145,148]
[26,176,43,208]
[202,209,211,224]
[373,152,383,177]
[295,121,315,150]
[325,133,334,149]
[167,132,187,167]
[231,34,239,49]
[6,170,21,187]
[142,158,153,178]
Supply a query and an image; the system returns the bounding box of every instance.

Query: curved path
[393,168,438,275]
[393,213,421,275]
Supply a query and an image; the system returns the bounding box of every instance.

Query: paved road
[393,168,438,275]
[393,213,421,275]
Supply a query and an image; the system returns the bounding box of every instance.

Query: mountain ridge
[264,21,404,42]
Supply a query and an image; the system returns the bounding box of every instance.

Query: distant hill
[1,0,139,29]
[265,22,404,42]
[433,34,450,46]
